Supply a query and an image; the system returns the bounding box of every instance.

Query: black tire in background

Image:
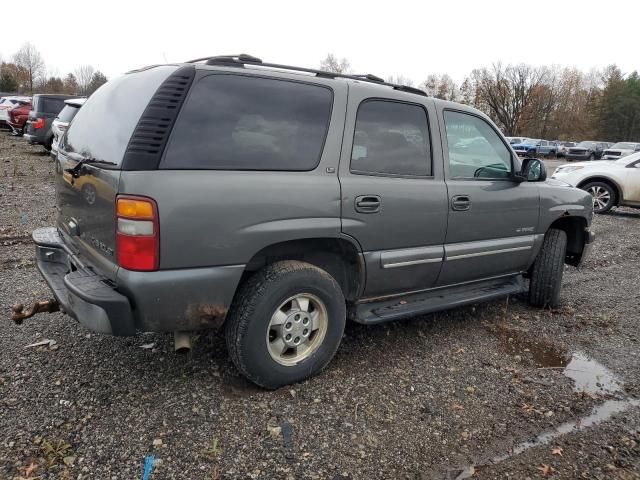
[588,153,595,160]
[529,228,567,308]
[582,181,616,213]
[225,261,346,389]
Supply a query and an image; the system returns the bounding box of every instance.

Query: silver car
[51,98,86,154]
[601,142,640,160]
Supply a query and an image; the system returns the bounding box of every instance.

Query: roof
[187,54,428,98]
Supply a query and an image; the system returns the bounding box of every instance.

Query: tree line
[0,43,108,97]
[320,54,640,142]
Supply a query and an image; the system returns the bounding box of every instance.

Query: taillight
[32,118,45,129]
[116,195,159,271]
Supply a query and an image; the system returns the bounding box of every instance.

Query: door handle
[451,195,471,211]
[355,195,381,213]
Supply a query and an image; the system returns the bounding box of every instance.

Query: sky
[1,0,638,86]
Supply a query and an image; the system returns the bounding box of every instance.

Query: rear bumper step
[32,227,136,335]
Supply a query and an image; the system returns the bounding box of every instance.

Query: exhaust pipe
[174,331,191,354]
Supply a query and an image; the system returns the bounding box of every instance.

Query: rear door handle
[355,195,381,213]
[451,195,471,211]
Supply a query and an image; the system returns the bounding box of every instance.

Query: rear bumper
[33,227,245,335]
[34,227,135,335]
[24,133,43,145]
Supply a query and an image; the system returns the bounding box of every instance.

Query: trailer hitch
[11,299,60,324]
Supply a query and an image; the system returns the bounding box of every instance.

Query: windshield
[610,142,637,150]
[576,141,596,148]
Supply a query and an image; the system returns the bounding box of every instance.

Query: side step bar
[353,275,525,325]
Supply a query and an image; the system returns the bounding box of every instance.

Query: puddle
[451,398,640,480]
[495,328,622,394]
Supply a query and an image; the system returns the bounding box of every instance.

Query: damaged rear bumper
[31,227,245,335]
[33,227,135,335]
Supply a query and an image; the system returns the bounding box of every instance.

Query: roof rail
[185,54,427,97]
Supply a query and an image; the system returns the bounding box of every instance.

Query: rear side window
[40,97,65,114]
[350,100,431,176]
[57,105,79,122]
[63,65,178,165]
[162,74,333,171]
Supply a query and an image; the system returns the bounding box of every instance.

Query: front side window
[163,74,333,171]
[350,100,431,176]
[443,110,512,179]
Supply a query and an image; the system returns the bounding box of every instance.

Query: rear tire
[582,181,616,213]
[225,261,346,389]
[529,229,567,308]
[588,153,595,161]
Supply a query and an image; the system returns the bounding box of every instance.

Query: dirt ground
[1,131,639,479]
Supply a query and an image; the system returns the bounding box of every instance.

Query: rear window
[40,97,66,114]
[57,104,80,122]
[62,65,178,165]
[162,74,333,171]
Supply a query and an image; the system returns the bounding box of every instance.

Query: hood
[603,149,634,155]
[512,142,536,148]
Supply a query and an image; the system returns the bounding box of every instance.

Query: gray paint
[39,63,595,335]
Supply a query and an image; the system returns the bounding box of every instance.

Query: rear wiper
[65,158,117,177]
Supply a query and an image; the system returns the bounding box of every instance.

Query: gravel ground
[1,132,639,479]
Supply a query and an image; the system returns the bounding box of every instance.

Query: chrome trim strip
[383,257,443,269]
[446,245,531,261]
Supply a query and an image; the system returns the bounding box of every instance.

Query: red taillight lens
[115,195,159,271]
[32,118,45,129]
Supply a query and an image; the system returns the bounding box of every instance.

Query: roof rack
[185,54,427,97]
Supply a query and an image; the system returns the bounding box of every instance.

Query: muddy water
[496,328,623,394]
[448,327,635,479]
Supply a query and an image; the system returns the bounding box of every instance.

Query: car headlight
[554,166,584,175]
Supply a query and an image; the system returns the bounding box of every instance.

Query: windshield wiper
[65,158,117,177]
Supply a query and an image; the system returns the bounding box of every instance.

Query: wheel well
[241,238,364,301]
[548,216,587,266]
[577,177,621,205]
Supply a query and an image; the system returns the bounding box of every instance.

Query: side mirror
[519,158,547,182]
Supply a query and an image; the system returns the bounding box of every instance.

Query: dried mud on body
[1,131,640,479]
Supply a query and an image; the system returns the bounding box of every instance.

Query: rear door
[339,87,448,297]
[437,107,540,286]
[56,65,180,278]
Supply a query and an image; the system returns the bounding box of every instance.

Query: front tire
[225,261,346,389]
[529,229,567,308]
[582,181,616,213]
[588,153,595,161]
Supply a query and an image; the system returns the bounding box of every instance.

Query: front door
[340,90,448,297]
[437,108,540,286]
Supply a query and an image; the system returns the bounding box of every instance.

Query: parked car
[51,98,86,155]
[536,140,558,158]
[552,152,640,213]
[565,141,609,161]
[601,142,640,160]
[556,141,576,158]
[0,96,31,128]
[22,55,594,388]
[511,138,539,157]
[24,94,81,150]
[7,101,32,135]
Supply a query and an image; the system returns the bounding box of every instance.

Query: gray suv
[23,55,595,388]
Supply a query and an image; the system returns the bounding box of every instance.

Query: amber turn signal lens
[116,198,154,219]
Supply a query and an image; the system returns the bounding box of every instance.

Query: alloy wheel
[266,293,328,366]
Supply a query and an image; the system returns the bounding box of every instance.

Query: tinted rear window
[162,74,333,171]
[57,105,80,122]
[62,65,178,165]
[40,97,66,114]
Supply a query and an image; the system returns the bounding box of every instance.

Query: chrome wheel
[588,185,610,212]
[266,293,328,366]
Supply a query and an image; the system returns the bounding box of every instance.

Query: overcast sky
[2,0,637,85]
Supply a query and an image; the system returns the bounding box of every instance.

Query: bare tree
[387,75,414,87]
[472,63,546,136]
[75,65,95,95]
[319,54,351,74]
[12,43,45,93]
[420,74,458,100]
